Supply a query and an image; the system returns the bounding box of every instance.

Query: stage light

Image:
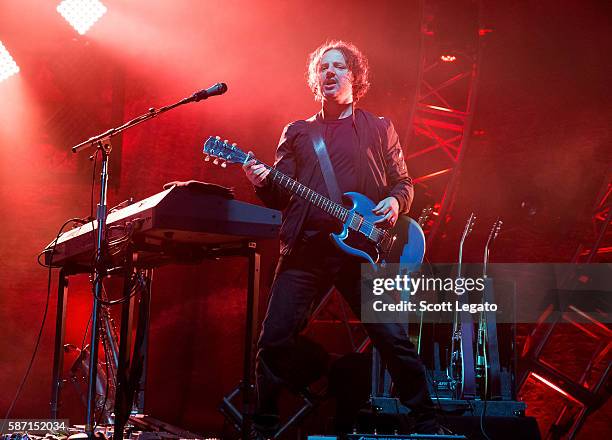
[426,104,453,113]
[530,372,580,404]
[56,0,107,35]
[0,41,20,83]
[440,54,457,62]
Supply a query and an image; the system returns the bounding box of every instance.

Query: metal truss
[518,304,610,440]
[573,170,612,263]
[518,171,612,439]
[405,0,485,243]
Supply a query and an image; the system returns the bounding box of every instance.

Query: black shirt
[302,115,359,235]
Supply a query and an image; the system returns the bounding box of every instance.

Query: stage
[0,1,610,439]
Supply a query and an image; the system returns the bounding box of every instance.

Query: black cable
[1,218,81,434]
[37,250,48,268]
[88,220,139,306]
[80,310,93,353]
[91,230,142,306]
[92,271,141,306]
[480,396,491,440]
[37,218,90,268]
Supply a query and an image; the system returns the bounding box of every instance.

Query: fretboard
[263,163,349,222]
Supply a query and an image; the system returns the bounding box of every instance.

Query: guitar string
[208,141,390,240]
[259,160,389,240]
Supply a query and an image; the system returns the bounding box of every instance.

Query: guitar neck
[483,243,491,277]
[483,220,501,278]
[458,214,475,278]
[458,243,465,278]
[263,163,349,222]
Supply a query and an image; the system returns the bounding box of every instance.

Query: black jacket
[255,108,414,255]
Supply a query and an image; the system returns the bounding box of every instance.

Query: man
[243,40,439,435]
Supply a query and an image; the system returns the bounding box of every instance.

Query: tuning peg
[213,158,219,165]
[215,135,221,141]
[223,139,229,144]
[220,161,227,168]
[204,155,210,162]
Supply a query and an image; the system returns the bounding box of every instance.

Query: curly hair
[306,40,370,103]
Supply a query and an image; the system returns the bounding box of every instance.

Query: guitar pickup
[348,212,364,231]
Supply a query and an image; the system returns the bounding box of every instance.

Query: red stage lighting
[530,372,580,405]
[56,0,107,35]
[440,54,457,62]
[0,41,20,82]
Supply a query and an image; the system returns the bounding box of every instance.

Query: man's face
[319,49,353,104]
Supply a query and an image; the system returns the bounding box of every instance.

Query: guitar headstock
[417,207,434,228]
[203,136,250,168]
[461,212,477,246]
[485,218,503,251]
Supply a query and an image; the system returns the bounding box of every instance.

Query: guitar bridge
[380,232,397,253]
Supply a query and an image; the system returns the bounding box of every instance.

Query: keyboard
[43,185,281,269]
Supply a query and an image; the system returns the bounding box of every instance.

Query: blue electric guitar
[202,136,425,267]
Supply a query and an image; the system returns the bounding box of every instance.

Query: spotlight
[440,54,457,62]
[56,0,107,35]
[0,41,20,82]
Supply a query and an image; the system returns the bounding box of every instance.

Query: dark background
[0,0,610,437]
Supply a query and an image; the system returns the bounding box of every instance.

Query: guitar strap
[310,123,343,204]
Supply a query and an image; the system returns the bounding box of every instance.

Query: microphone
[190,83,228,102]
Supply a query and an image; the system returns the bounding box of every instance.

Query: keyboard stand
[49,240,261,440]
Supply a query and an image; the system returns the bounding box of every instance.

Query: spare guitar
[202,136,426,267]
[475,218,503,397]
[416,207,433,230]
[448,212,477,399]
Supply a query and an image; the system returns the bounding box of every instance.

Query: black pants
[255,234,435,423]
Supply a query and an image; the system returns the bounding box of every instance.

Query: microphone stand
[71,89,221,439]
